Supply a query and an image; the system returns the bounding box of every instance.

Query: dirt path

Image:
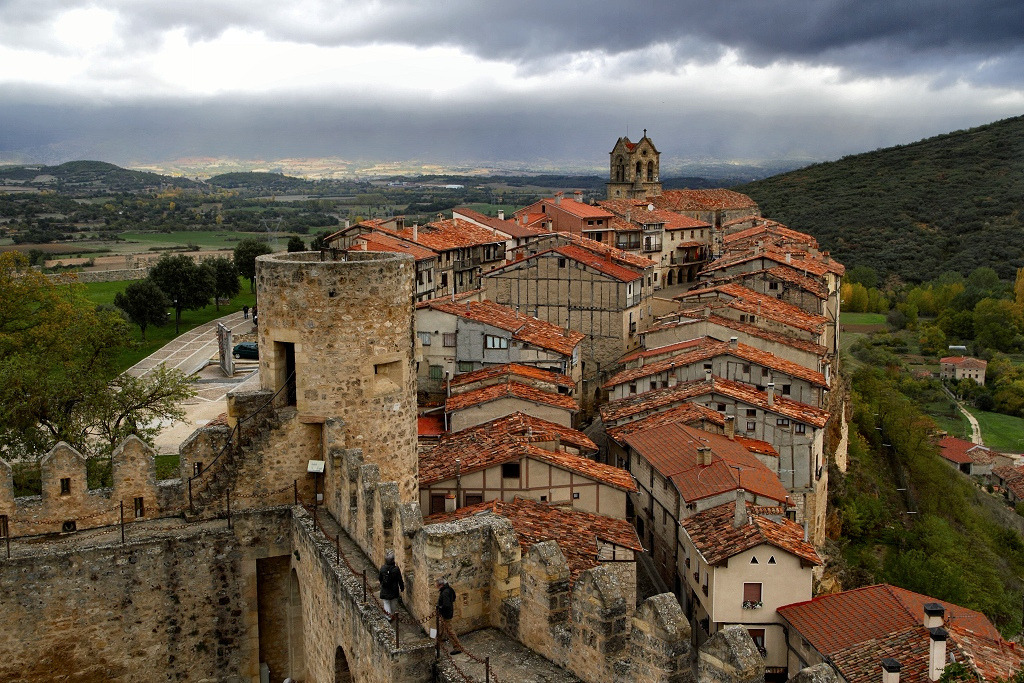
[943,386,982,444]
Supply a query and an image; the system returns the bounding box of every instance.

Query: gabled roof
[700,266,828,300]
[681,500,820,566]
[603,337,828,390]
[446,381,579,414]
[618,337,709,365]
[645,312,828,358]
[374,217,505,251]
[552,244,646,282]
[597,199,712,231]
[621,422,790,505]
[419,413,636,491]
[556,231,656,270]
[527,197,615,220]
[350,231,438,262]
[606,402,725,441]
[704,244,844,278]
[676,283,828,335]
[652,189,759,212]
[778,584,1000,656]
[426,497,642,585]
[448,363,576,391]
[453,207,548,239]
[937,436,994,466]
[993,464,1024,498]
[420,299,583,356]
[723,220,819,249]
[940,356,987,369]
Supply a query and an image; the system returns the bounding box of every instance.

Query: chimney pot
[882,659,902,683]
[704,367,712,382]
[928,627,948,682]
[733,488,747,527]
[767,383,775,405]
[923,603,945,629]
[497,210,504,220]
[444,493,456,512]
[725,415,735,439]
[698,446,712,467]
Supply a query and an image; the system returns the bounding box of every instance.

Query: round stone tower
[254,251,418,502]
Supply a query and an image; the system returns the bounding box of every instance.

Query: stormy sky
[1,0,1022,171]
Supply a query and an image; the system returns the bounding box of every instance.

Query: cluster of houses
[320,133,1024,682]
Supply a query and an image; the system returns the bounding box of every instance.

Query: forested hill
[0,161,202,194]
[734,115,1024,283]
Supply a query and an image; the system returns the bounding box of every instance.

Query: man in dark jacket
[435,577,462,654]
[378,550,404,618]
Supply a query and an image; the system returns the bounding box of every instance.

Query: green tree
[148,254,214,334]
[207,256,240,311]
[113,279,171,341]
[846,265,879,289]
[973,298,1021,352]
[919,325,947,357]
[88,365,194,454]
[287,235,306,252]
[233,238,273,292]
[310,229,333,250]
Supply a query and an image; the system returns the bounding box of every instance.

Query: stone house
[778,585,1023,683]
[940,356,988,385]
[604,336,829,407]
[680,497,821,677]
[346,230,440,302]
[415,297,583,395]
[418,412,635,517]
[446,380,579,431]
[482,235,657,407]
[513,192,616,237]
[607,132,662,200]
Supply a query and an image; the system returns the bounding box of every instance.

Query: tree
[0,252,194,458]
[207,256,240,311]
[310,229,333,250]
[973,298,1021,353]
[148,254,214,334]
[234,238,273,292]
[287,235,306,252]
[89,365,194,454]
[919,325,947,357]
[114,279,170,340]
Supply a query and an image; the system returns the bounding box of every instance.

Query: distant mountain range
[735,115,1024,283]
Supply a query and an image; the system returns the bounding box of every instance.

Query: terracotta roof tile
[446,381,579,414]
[418,414,446,437]
[374,217,505,251]
[448,363,576,391]
[723,220,819,249]
[606,403,725,441]
[645,313,828,358]
[350,231,439,262]
[651,189,759,212]
[680,500,820,566]
[778,584,1001,657]
[551,244,646,282]
[556,232,657,270]
[940,356,987,369]
[454,207,548,239]
[539,197,616,219]
[426,497,642,585]
[676,283,828,335]
[704,244,844,278]
[700,266,828,300]
[618,337,708,365]
[422,299,584,356]
[937,436,994,466]
[597,200,712,230]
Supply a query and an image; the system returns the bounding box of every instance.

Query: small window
[134,497,145,518]
[540,495,547,502]
[440,273,448,287]
[572,492,580,499]
[750,556,759,564]
[742,364,751,374]
[457,361,474,372]
[746,408,757,417]
[768,281,779,290]
[417,332,432,346]
[777,418,790,427]
[443,333,457,347]
[502,462,521,479]
[429,365,444,380]
[484,335,509,350]
[0,515,7,539]
[60,478,71,495]
[761,368,770,377]
[558,257,567,268]
[629,383,637,394]
[781,385,791,395]
[703,363,712,371]
[768,556,777,565]
[746,421,756,432]
[795,423,807,434]
[717,403,726,412]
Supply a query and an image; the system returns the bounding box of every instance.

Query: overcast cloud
[1,0,1022,171]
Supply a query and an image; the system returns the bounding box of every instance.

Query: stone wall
[46,267,150,284]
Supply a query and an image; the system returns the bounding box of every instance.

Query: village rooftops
[348,231,439,262]
[453,207,548,239]
[602,336,828,390]
[605,402,725,441]
[993,464,1024,499]
[621,422,790,505]
[676,283,828,335]
[445,380,579,414]
[699,265,828,300]
[426,496,643,586]
[937,436,995,466]
[597,199,713,231]
[599,375,829,428]
[374,217,506,252]
[650,189,759,212]
[535,196,615,220]
[420,299,584,357]
[555,231,657,270]
[447,363,576,391]
[414,288,482,309]
[418,413,639,493]
[550,244,647,282]
[644,312,828,358]
[703,243,845,278]
[618,337,708,365]
[722,219,820,249]
[680,500,820,567]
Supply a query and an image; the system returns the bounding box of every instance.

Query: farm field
[965,407,1024,453]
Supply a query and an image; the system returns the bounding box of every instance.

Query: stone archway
[334,646,352,682]
[288,568,306,681]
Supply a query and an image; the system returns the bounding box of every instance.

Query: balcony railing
[742,600,763,610]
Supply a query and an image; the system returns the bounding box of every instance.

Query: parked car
[232,342,258,360]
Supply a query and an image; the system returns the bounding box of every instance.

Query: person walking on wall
[378,550,404,618]
[436,577,462,655]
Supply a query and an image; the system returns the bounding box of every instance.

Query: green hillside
[735,116,1024,283]
[0,160,202,194]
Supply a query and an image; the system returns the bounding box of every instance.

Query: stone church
[607,131,662,200]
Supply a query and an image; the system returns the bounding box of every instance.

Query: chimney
[574,190,583,203]
[638,354,645,368]
[725,415,735,440]
[703,305,711,319]
[785,252,792,264]
[498,210,505,220]
[923,603,945,629]
[413,222,419,241]
[626,209,632,223]
[698,446,712,466]
[729,336,738,349]
[882,659,902,683]
[555,191,563,205]
[733,488,747,527]
[704,367,712,382]
[767,383,775,405]
[444,493,456,513]
[928,628,948,682]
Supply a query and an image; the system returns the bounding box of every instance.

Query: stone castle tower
[607,130,662,200]
[255,250,419,502]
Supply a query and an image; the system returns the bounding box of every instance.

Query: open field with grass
[840,312,887,325]
[965,408,1024,453]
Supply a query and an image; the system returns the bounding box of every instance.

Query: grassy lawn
[965,408,1024,453]
[79,277,257,372]
[840,312,887,325]
[117,230,283,250]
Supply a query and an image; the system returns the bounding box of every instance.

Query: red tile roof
[778,584,1001,656]
[618,337,708,365]
[621,422,790,506]
[538,197,616,220]
[445,380,579,414]
[681,500,820,566]
[350,231,439,262]
[421,299,584,356]
[551,244,645,283]
[597,199,712,231]
[454,207,548,239]
[375,217,505,251]
[557,232,656,270]
[603,337,827,390]
[419,413,636,492]
[414,289,481,309]
[993,464,1024,498]
[723,220,819,249]
[652,189,759,212]
[704,244,844,278]
[418,414,446,437]
[447,363,576,391]
[733,436,779,457]
[677,283,828,335]
[940,356,987,369]
[606,403,725,441]
[937,436,994,466]
[645,312,828,358]
[700,266,828,300]
[426,497,642,585]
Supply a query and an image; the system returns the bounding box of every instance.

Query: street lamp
[173,298,179,335]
